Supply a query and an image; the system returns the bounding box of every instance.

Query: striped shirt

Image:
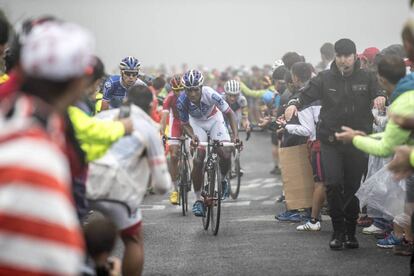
[0,95,84,275]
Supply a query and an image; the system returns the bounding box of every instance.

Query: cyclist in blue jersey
[176,70,240,217]
[101,56,146,110]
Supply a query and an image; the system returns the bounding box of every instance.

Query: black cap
[334,38,356,56]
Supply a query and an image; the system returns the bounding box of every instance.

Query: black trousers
[321,142,368,234]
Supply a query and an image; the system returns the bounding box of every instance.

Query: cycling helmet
[119,56,141,71]
[170,74,183,91]
[272,59,284,71]
[181,69,204,88]
[224,80,241,95]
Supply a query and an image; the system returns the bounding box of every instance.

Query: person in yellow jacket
[69,57,133,162]
[69,56,133,223]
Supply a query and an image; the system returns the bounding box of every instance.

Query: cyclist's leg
[210,112,232,177]
[189,118,207,201]
[168,118,182,204]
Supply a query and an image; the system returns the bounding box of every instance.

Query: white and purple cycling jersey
[176,86,230,123]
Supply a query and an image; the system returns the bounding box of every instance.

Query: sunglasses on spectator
[123,71,139,77]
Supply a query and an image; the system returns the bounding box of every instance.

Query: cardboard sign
[279,144,315,210]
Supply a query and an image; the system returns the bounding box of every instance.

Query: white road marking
[222,201,251,207]
[140,205,166,210]
[262,178,278,184]
[240,183,262,190]
[263,183,282,188]
[231,215,275,222]
[261,200,276,205]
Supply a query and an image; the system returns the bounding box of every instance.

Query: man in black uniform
[285,38,386,250]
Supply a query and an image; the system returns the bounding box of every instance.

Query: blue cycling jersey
[103,75,146,108]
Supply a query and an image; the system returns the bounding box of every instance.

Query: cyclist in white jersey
[176,70,240,217]
[222,80,251,132]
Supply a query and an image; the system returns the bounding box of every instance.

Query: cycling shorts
[189,111,230,143]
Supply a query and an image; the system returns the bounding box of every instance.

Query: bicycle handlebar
[198,141,236,147]
[165,136,190,141]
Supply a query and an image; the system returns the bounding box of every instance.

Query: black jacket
[296,60,385,144]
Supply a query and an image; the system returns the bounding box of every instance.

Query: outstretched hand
[335,126,366,143]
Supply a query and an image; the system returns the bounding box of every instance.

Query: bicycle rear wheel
[230,150,241,199]
[210,162,221,235]
[202,168,210,230]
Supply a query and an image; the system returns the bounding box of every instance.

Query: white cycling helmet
[272,59,284,71]
[224,80,241,95]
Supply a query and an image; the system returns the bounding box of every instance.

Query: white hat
[21,21,95,81]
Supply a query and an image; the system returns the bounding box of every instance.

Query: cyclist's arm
[211,91,239,139]
[182,123,196,139]
[225,109,239,140]
[176,96,196,139]
[101,78,113,111]
[161,94,172,135]
[160,111,169,135]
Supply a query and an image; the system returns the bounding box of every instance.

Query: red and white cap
[21,21,95,81]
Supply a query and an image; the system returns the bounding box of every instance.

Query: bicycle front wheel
[202,167,210,230]
[210,162,222,235]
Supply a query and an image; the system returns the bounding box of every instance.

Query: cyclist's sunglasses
[123,71,139,77]
[185,86,202,93]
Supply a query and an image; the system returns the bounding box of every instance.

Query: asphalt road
[129,131,409,276]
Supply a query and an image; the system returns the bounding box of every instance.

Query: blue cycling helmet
[261,91,274,105]
[181,69,204,88]
[119,56,141,71]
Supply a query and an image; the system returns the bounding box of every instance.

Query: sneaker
[169,191,179,205]
[296,220,321,231]
[357,215,373,227]
[362,224,384,235]
[221,179,229,199]
[393,239,414,256]
[192,200,205,217]
[377,232,403,249]
[275,210,302,222]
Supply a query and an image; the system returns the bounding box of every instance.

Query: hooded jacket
[352,73,414,157]
[295,59,385,144]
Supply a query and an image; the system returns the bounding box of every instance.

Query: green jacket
[240,82,275,98]
[68,106,125,162]
[353,90,414,157]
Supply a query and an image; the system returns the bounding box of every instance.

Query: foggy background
[0,0,409,72]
